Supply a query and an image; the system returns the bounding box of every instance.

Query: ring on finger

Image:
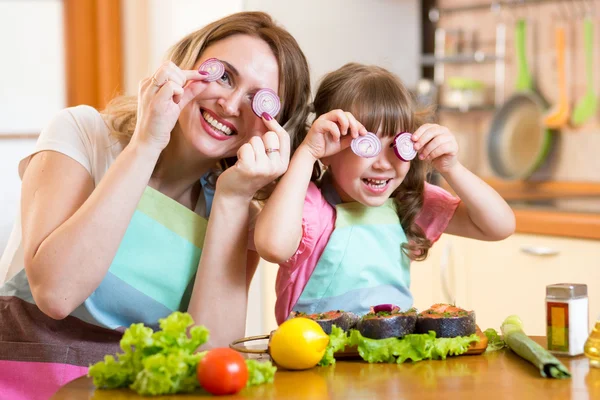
[265,148,280,154]
[151,75,168,88]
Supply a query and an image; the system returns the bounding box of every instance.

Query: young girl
[254,63,515,325]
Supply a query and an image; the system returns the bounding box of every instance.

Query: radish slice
[392,132,417,161]
[252,88,281,118]
[198,58,225,82]
[351,132,382,158]
[373,304,395,313]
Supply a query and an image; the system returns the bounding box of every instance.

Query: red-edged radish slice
[198,58,225,82]
[252,88,281,118]
[392,132,417,161]
[351,132,382,158]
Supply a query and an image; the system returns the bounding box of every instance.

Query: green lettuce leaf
[348,330,479,364]
[318,325,350,366]
[88,311,209,395]
[483,328,506,352]
[245,359,277,386]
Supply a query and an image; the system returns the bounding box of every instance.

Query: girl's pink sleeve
[416,182,461,243]
[281,182,334,270]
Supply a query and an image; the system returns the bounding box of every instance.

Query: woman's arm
[23,63,207,319]
[411,123,515,241]
[187,117,291,347]
[22,143,161,320]
[187,194,259,348]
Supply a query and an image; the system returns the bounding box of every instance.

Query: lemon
[269,317,329,370]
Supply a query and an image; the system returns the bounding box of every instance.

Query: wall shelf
[421,52,503,66]
[437,105,497,113]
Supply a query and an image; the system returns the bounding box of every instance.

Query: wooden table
[52,338,599,400]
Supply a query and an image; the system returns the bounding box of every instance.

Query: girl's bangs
[347,77,413,137]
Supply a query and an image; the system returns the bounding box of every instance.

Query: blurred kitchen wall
[122,0,420,94]
[0,0,65,259]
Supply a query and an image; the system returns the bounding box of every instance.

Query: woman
[0,11,311,399]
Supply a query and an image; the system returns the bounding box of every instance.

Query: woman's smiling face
[177,34,280,160]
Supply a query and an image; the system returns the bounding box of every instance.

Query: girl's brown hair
[311,63,433,260]
[103,11,311,175]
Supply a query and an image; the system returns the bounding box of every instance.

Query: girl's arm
[254,110,367,264]
[254,146,316,263]
[442,163,516,240]
[412,124,515,241]
[23,64,207,320]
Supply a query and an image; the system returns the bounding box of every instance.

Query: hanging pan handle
[229,334,270,354]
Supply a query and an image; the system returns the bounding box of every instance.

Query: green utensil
[515,19,533,92]
[571,18,598,126]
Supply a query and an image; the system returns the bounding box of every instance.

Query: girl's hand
[131,61,209,152]
[216,117,291,200]
[412,123,459,173]
[300,110,367,160]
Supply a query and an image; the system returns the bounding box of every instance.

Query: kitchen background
[0,0,598,338]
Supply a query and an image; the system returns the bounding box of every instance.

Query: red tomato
[197,348,249,395]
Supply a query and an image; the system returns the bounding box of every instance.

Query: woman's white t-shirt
[0,105,123,283]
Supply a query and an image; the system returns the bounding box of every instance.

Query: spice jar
[546,283,589,356]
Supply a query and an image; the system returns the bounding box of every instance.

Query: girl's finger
[345,112,362,138]
[419,135,451,160]
[411,123,436,142]
[321,120,342,142]
[426,142,456,161]
[413,125,441,151]
[330,109,350,136]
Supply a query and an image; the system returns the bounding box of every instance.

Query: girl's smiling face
[326,131,411,207]
[177,34,280,160]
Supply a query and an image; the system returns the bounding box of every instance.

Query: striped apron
[292,196,413,317]
[0,184,211,400]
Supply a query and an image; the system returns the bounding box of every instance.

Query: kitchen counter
[52,337,598,400]
[440,178,600,240]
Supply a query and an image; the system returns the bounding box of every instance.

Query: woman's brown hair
[311,63,434,260]
[102,11,311,175]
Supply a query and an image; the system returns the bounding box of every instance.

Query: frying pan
[487,19,555,180]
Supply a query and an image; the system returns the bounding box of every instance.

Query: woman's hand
[216,117,291,200]
[131,61,209,152]
[300,110,367,160]
[411,123,459,173]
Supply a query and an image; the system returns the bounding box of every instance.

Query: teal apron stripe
[109,210,202,311]
[0,269,35,303]
[296,198,412,317]
[137,186,207,249]
[293,284,413,316]
[74,272,176,330]
[300,224,410,300]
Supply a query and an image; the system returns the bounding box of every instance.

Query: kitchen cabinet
[411,233,600,336]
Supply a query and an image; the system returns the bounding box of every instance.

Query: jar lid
[546,283,588,299]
